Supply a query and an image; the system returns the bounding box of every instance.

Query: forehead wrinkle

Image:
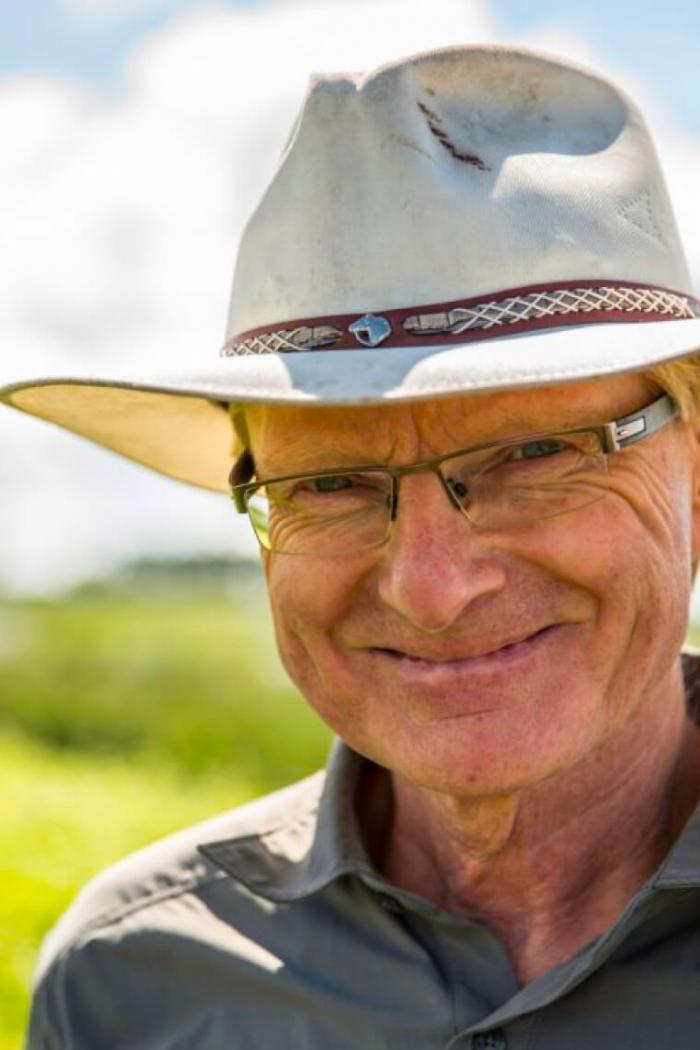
[244,375,654,472]
[413,378,657,450]
[247,403,408,472]
[429,399,553,449]
[406,393,572,453]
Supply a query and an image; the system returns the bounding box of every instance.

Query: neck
[359,663,700,985]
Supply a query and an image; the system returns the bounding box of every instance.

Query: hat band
[220,279,700,358]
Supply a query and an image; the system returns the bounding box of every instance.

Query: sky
[2,0,700,597]
[3,0,700,129]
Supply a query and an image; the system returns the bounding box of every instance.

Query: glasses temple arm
[608,393,678,451]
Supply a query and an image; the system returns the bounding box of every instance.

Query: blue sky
[492,0,700,133]
[3,1,700,130]
[0,0,220,90]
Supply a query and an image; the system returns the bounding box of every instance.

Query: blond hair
[644,352,700,421]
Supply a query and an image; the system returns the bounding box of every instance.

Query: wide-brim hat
[3,43,700,494]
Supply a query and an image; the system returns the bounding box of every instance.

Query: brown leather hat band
[220,279,700,358]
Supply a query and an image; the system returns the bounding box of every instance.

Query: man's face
[247,374,700,796]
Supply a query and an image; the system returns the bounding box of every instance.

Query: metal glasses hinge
[614,416,647,446]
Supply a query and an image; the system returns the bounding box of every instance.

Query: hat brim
[3,319,700,494]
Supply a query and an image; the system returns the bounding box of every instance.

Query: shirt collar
[198,736,380,902]
[200,651,700,900]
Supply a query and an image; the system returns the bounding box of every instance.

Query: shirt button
[377,893,403,913]
[472,1031,507,1050]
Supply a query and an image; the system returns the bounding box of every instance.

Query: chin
[348,703,599,798]
[389,750,559,797]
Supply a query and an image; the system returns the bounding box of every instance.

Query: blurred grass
[0,588,332,1049]
[4,588,698,1049]
[0,589,330,785]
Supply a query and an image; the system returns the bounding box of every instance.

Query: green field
[0,588,332,1049]
[3,588,699,1049]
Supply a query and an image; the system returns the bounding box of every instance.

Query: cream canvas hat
[3,43,700,494]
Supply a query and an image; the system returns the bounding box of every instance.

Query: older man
[8,43,700,1050]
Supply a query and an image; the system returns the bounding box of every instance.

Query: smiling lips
[372,625,556,664]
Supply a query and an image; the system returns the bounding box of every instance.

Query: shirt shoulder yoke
[33,768,325,984]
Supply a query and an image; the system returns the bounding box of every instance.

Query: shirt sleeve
[24,955,71,1050]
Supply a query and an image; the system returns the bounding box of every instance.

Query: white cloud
[0,0,499,594]
[2,0,700,601]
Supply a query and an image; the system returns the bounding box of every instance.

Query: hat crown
[6,48,700,502]
[226,45,690,338]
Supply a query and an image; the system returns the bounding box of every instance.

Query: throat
[355,714,700,985]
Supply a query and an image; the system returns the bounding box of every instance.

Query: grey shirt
[26,654,700,1049]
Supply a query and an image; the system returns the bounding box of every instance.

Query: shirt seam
[56,868,232,950]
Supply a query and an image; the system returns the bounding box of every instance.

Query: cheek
[530,464,693,695]
[610,451,695,607]
[264,553,358,701]
[545,441,693,596]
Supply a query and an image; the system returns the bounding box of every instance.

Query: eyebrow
[251,401,623,476]
[476,401,611,436]
[253,424,403,473]
[256,445,395,475]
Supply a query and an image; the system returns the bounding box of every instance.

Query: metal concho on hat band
[220,279,700,358]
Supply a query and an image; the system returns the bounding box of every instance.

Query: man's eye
[511,438,569,460]
[270,473,376,504]
[288,473,388,502]
[311,475,354,493]
[281,474,379,500]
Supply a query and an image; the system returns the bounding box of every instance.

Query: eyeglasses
[229,393,678,556]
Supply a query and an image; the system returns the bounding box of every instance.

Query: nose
[376,472,507,633]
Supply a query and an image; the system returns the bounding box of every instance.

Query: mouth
[369,625,560,672]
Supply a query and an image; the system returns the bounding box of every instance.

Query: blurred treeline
[0,556,331,1049]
